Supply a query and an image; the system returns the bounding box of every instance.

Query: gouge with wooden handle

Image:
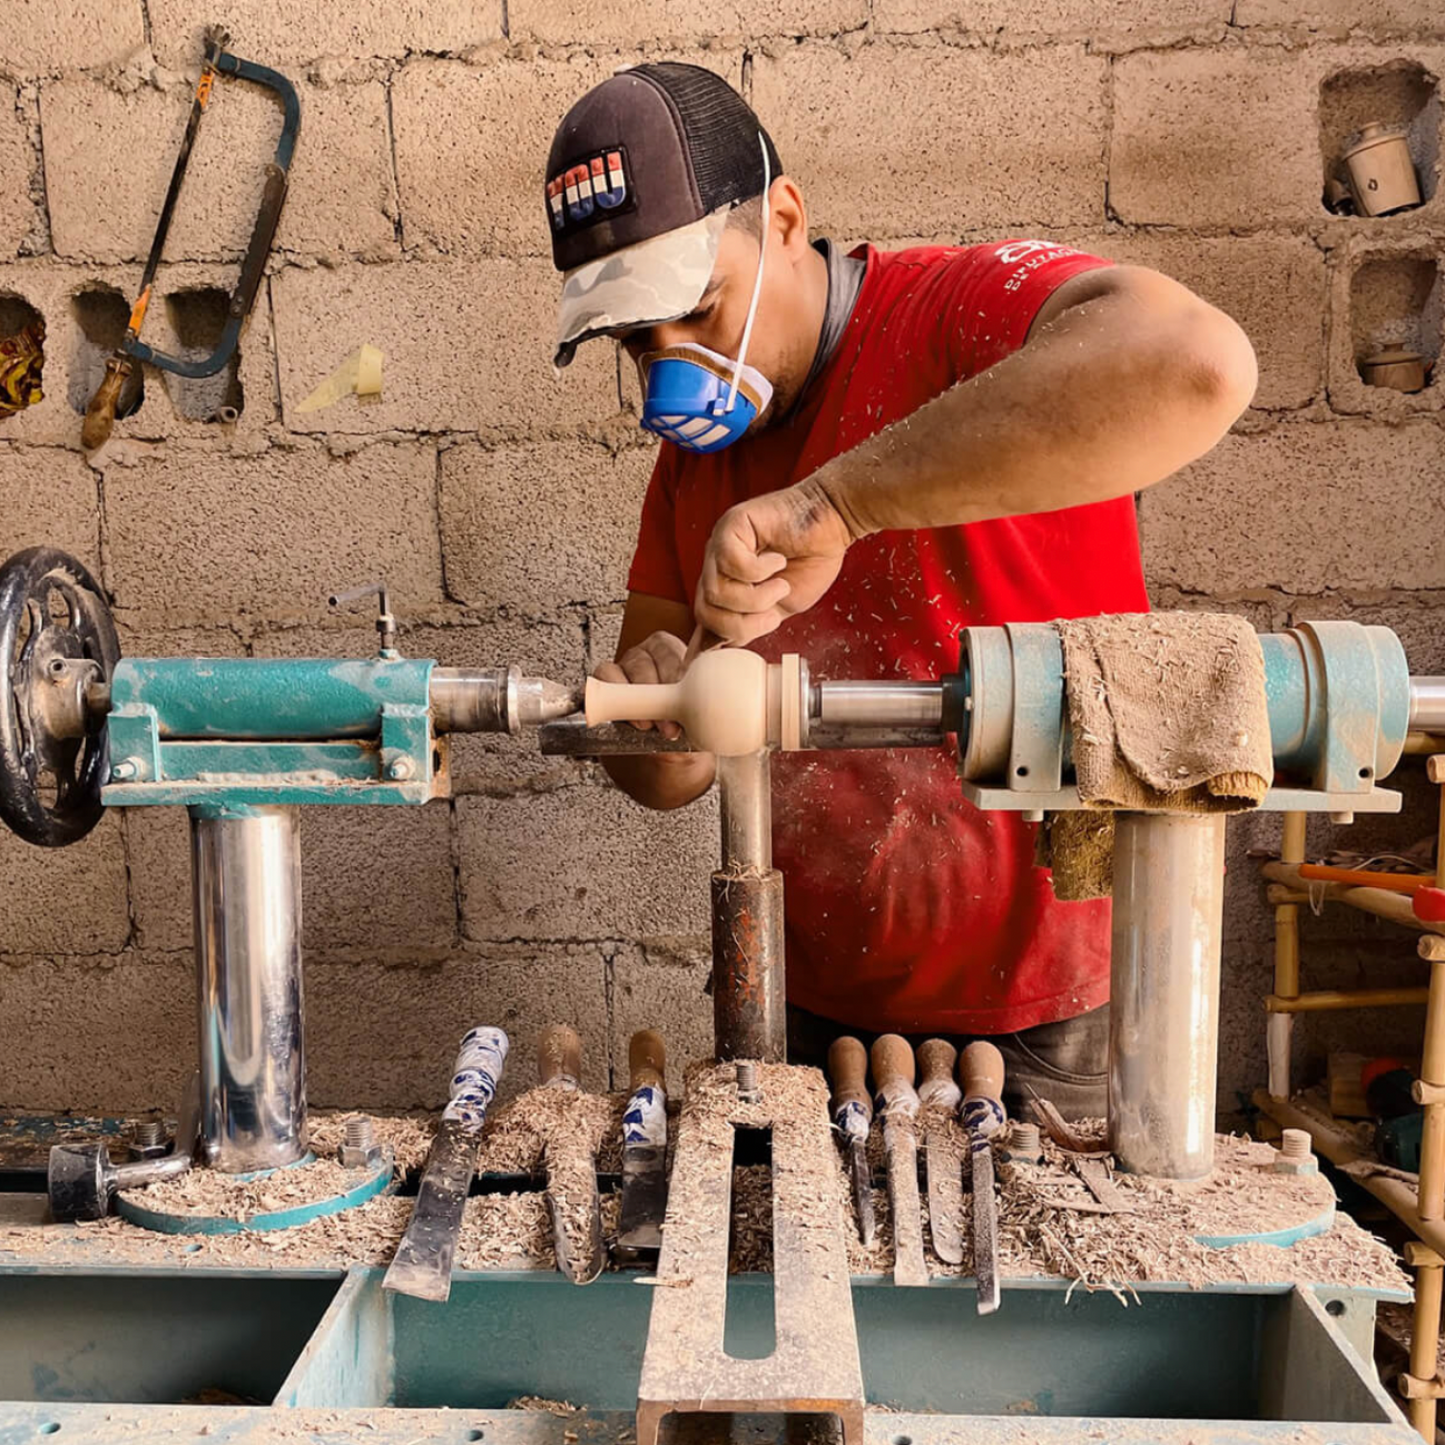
[917,1039,964,1266]
[960,1041,1007,1315]
[538,1024,606,1285]
[872,1034,928,1286]
[616,1029,668,1259]
[827,1036,876,1247]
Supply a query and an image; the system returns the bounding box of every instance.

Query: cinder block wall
[1,1,1442,1113]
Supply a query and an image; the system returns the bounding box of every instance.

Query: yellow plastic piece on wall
[296,344,384,413]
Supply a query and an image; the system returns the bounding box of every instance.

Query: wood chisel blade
[849,1138,877,1247]
[827,1036,877,1247]
[383,1118,479,1302]
[872,1034,928,1287]
[617,1145,668,1253]
[616,1029,669,1258]
[970,1139,1000,1314]
[960,1040,1007,1317]
[546,1155,606,1285]
[385,1025,509,1303]
[917,1040,964,1267]
[925,1124,965,1266]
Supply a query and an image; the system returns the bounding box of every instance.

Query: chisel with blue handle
[384,1026,509,1302]
[827,1036,876,1247]
[616,1029,668,1258]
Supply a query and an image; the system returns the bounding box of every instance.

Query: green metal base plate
[115,1149,395,1235]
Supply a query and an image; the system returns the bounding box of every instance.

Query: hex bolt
[338,1114,383,1169]
[345,1117,374,1150]
[1001,1120,1043,1164]
[736,1061,760,1104]
[127,1118,169,1161]
[1274,1127,1318,1175]
[387,757,413,781]
[1329,812,1355,826]
[111,759,138,782]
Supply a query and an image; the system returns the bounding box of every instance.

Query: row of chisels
[384,1022,671,1301]
[827,1034,1009,1314]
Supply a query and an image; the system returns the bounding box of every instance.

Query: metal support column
[190,805,308,1172]
[711,751,785,1062]
[1108,812,1227,1179]
[1268,810,1307,1098]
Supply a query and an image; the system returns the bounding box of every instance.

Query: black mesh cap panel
[632,63,782,212]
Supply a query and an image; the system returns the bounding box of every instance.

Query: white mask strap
[723,133,771,414]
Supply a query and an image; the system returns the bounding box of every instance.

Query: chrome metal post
[1108,812,1227,1180]
[1412,677,1445,733]
[191,805,308,1172]
[712,751,785,1063]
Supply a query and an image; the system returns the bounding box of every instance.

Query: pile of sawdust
[831,1124,1408,1298]
[476,1087,627,1175]
[115,1112,434,1221]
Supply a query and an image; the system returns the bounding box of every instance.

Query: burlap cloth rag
[1042,611,1274,899]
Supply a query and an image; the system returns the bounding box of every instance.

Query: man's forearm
[807,271,1257,540]
[602,752,717,811]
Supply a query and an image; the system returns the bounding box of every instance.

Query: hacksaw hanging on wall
[80,25,301,451]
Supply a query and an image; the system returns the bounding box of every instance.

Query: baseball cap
[546,63,782,367]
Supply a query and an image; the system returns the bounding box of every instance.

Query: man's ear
[768,177,810,259]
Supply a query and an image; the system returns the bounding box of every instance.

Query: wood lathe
[2,543,1443,1443]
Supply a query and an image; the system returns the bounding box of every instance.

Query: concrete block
[1142,419,1445,593]
[124,808,193,953]
[1089,233,1327,412]
[440,439,652,617]
[508,0,855,48]
[1236,0,1445,27]
[587,607,626,671]
[0,2,146,77]
[1288,592,1445,675]
[0,812,129,954]
[303,806,458,951]
[457,783,716,941]
[0,259,279,447]
[145,0,501,70]
[1114,43,1445,230]
[872,0,1227,45]
[0,444,98,563]
[42,75,397,263]
[1326,233,1444,419]
[751,43,1107,236]
[271,259,620,436]
[0,87,35,258]
[609,938,712,1090]
[0,952,194,1111]
[102,441,444,627]
[304,944,610,1105]
[1112,50,1320,227]
[394,54,742,260]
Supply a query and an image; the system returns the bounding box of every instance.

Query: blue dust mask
[639,135,774,455]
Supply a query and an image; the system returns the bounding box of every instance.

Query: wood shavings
[476,1087,626,1175]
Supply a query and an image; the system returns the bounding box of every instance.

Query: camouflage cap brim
[553,208,729,368]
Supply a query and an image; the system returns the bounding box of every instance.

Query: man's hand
[592,629,690,740]
[692,480,855,647]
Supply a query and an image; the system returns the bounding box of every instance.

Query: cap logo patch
[547,148,632,233]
